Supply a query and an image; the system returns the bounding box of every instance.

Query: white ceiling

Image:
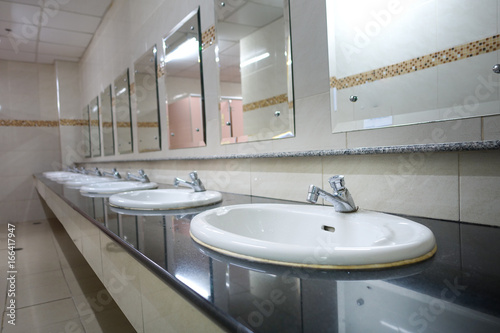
[0,0,112,64]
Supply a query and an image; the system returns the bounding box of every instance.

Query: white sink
[64,177,120,189]
[80,181,159,197]
[109,189,222,210]
[190,204,437,269]
[43,171,73,180]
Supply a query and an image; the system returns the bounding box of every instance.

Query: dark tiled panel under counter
[35,175,500,333]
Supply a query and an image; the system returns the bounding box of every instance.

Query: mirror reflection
[82,105,91,158]
[134,45,161,153]
[114,70,133,154]
[100,85,114,156]
[215,0,295,144]
[89,96,101,157]
[327,0,500,133]
[163,9,206,149]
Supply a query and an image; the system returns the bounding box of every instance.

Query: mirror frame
[101,84,115,156]
[163,7,207,149]
[214,0,295,144]
[114,69,134,155]
[82,105,91,158]
[134,45,162,153]
[89,96,101,157]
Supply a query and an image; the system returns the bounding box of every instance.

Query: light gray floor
[0,219,136,333]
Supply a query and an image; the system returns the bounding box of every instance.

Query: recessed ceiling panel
[0,0,111,63]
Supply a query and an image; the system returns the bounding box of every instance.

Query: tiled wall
[81,148,500,227]
[61,0,500,226]
[0,60,60,224]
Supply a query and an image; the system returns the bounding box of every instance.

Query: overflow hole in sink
[322,225,336,233]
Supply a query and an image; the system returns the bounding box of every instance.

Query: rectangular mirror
[215,0,295,144]
[114,69,134,154]
[89,96,101,157]
[134,45,161,153]
[163,8,206,149]
[82,105,91,158]
[327,0,500,133]
[100,85,114,156]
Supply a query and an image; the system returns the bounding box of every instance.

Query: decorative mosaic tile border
[243,94,289,112]
[331,34,500,90]
[117,121,132,128]
[137,121,160,128]
[157,64,165,78]
[0,119,59,127]
[102,121,113,128]
[60,119,88,126]
[202,26,216,50]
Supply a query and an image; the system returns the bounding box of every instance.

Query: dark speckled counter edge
[79,140,500,164]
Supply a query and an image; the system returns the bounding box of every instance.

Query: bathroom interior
[1,0,500,332]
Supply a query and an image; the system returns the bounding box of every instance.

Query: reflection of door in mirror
[82,105,91,158]
[114,69,133,154]
[215,0,295,144]
[220,98,244,144]
[167,95,205,149]
[89,97,101,157]
[163,9,206,149]
[134,46,161,153]
[100,85,114,156]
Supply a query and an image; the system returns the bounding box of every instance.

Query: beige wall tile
[322,152,459,220]
[250,157,323,202]
[460,150,500,226]
[483,115,500,140]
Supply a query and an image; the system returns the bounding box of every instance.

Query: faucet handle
[328,175,345,193]
[189,171,199,181]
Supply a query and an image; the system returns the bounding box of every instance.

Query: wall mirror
[100,85,114,156]
[134,45,161,153]
[163,8,206,149]
[82,105,91,158]
[114,69,133,154]
[89,96,101,157]
[327,0,500,133]
[215,0,295,144]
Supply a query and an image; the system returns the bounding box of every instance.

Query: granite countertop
[37,175,500,333]
[79,140,500,163]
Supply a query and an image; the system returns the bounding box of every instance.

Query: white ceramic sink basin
[43,171,73,180]
[80,181,158,197]
[109,189,222,210]
[64,177,120,189]
[190,204,437,269]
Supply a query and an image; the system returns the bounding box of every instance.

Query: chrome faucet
[174,171,206,192]
[89,167,102,176]
[102,168,121,179]
[78,167,88,174]
[307,175,357,213]
[126,169,150,183]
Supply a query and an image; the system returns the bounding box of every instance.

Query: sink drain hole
[322,225,336,233]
